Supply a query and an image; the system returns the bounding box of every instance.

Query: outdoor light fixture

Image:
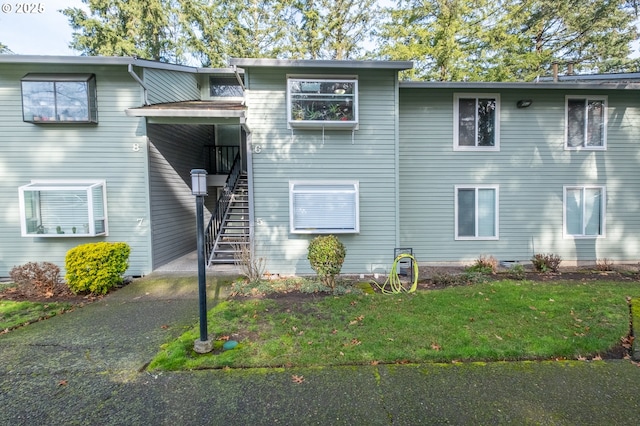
[191,169,208,196]
[191,169,212,353]
[517,99,533,109]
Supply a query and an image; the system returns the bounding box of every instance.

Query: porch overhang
[125,100,250,130]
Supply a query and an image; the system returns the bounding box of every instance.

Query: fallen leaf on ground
[292,375,305,384]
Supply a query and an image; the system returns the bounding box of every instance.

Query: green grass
[149,279,640,370]
[0,300,73,331]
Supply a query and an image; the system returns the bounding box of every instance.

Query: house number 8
[132,143,140,152]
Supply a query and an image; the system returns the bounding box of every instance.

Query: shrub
[307,235,346,289]
[466,255,498,275]
[233,240,266,283]
[507,263,526,280]
[595,258,614,272]
[9,261,63,297]
[531,253,562,273]
[65,242,130,295]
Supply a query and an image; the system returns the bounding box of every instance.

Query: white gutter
[127,64,150,105]
[232,65,246,91]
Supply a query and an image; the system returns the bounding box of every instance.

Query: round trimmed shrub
[307,235,346,289]
[65,242,130,295]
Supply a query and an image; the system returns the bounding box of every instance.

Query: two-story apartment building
[1,55,639,277]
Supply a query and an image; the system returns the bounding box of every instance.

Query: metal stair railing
[204,152,243,264]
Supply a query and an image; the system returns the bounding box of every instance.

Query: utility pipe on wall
[128,64,150,105]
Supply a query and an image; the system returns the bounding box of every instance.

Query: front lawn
[148,279,638,370]
[0,300,73,332]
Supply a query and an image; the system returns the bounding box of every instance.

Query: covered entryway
[125,101,251,270]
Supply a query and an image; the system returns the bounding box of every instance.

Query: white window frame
[453,93,500,151]
[289,181,359,234]
[563,185,606,238]
[21,73,98,123]
[565,95,607,150]
[18,180,108,237]
[287,76,358,130]
[454,185,499,240]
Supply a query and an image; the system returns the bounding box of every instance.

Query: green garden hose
[374,253,419,294]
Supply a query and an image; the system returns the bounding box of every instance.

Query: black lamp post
[191,169,212,353]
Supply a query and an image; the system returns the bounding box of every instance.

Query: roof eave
[399,81,640,90]
[125,108,246,118]
[229,58,414,70]
[0,55,200,73]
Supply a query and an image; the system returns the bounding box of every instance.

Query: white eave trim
[125,108,246,118]
[230,58,413,70]
[399,81,640,91]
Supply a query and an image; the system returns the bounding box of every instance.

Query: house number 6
[132,143,140,152]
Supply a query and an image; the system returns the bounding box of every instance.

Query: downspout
[128,64,150,105]
[232,65,246,104]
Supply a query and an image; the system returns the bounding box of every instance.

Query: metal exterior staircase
[205,154,250,265]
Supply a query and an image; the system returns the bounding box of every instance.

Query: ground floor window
[18,180,108,237]
[455,185,498,240]
[564,185,605,237]
[290,181,359,233]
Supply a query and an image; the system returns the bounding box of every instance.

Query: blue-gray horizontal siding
[246,67,400,275]
[143,68,200,104]
[0,64,152,277]
[147,124,214,268]
[399,88,640,265]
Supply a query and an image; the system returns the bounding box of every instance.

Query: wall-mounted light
[517,99,533,109]
[190,169,208,196]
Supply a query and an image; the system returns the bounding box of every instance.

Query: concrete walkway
[1,273,639,425]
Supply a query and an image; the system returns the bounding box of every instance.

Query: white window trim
[18,179,108,237]
[453,93,500,151]
[564,95,607,151]
[454,185,499,240]
[563,185,606,239]
[21,73,98,124]
[287,76,359,130]
[289,180,360,234]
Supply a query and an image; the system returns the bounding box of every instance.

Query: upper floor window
[564,185,605,238]
[18,180,108,237]
[209,76,244,97]
[287,77,358,129]
[566,96,607,150]
[454,93,500,151]
[455,185,499,240]
[21,74,97,123]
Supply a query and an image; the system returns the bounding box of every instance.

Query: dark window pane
[458,98,476,146]
[477,99,495,146]
[458,189,475,237]
[587,100,604,147]
[567,99,585,147]
[210,76,243,97]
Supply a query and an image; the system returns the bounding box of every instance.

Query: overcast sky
[0,0,85,55]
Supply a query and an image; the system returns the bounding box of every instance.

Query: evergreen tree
[377,0,639,81]
[62,0,185,63]
[287,0,378,60]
